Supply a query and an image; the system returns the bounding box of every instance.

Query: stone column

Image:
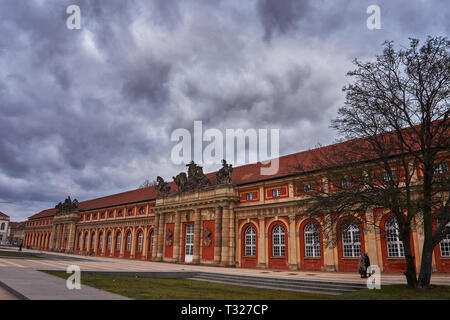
[173,211,181,262]
[66,222,77,253]
[193,208,201,264]
[142,226,148,260]
[151,215,160,261]
[365,208,379,267]
[214,206,222,264]
[229,203,236,266]
[119,229,126,258]
[323,215,336,271]
[101,229,107,256]
[130,226,137,259]
[110,229,116,257]
[221,202,230,265]
[288,214,298,270]
[156,213,165,261]
[258,218,266,268]
[87,229,92,255]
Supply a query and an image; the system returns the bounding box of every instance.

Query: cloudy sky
[0,0,448,221]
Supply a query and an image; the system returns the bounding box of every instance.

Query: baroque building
[23,137,450,273]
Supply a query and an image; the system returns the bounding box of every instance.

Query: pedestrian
[18,242,23,251]
[364,253,371,277]
[359,253,367,278]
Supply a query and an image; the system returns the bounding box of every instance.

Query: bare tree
[295,37,449,287]
[139,179,157,189]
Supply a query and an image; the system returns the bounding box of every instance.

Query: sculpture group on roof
[55,196,79,215]
[156,160,233,197]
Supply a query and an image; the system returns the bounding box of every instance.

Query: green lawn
[41,270,329,300]
[336,284,450,300]
[0,250,43,259]
[40,270,450,300]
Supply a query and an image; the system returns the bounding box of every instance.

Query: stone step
[194,272,366,290]
[190,272,366,295]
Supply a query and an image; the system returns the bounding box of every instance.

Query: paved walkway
[0,267,130,300]
[0,285,18,300]
[1,247,450,299]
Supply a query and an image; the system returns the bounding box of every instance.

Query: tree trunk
[402,229,418,287]
[418,237,434,287]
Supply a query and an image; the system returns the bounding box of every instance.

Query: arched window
[304,222,320,257]
[244,226,256,257]
[98,233,103,250]
[91,233,96,250]
[272,224,286,257]
[342,220,361,257]
[0,223,5,230]
[137,231,143,252]
[84,233,88,250]
[116,231,121,251]
[440,222,450,257]
[149,231,154,254]
[386,217,405,257]
[78,233,82,249]
[107,232,112,250]
[126,232,132,251]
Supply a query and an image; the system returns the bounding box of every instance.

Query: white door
[185,224,194,263]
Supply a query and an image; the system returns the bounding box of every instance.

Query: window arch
[304,222,320,257]
[272,224,286,257]
[77,233,82,249]
[91,233,96,250]
[0,223,5,230]
[106,232,112,250]
[137,231,143,253]
[386,217,405,257]
[98,233,103,250]
[342,220,361,258]
[244,226,256,257]
[84,233,88,250]
[149,230,154,254]
[116,231,121,251]
[126,232,132,252]
[440,222,450,257]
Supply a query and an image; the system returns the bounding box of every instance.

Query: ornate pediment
[55,196,79,215]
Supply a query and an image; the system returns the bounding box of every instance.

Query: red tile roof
[0,211,9,218]
[10,221,26,229]
[27,120,449,221]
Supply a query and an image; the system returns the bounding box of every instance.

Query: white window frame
[244,226,257,257]
[137,231,143,253]
[386,217,405,257]
[98,233,103,250]
[116,232,121,251]
[246,192,254,201]
[107,233,112,250]
[273,188,281,198]
[434,161,448,174]
[440,222,450,258]
[342,221,361,258]
[126,232,132,251]
[304,183,313,193]
[272,224,286,257]
[304,223,320,257]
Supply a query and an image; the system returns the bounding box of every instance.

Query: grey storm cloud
[0,0,448,221]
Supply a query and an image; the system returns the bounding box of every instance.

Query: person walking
[364,253,371,277]
[18,242,23,251]
[359,253,367,278]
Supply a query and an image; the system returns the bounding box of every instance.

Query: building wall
[23,155,450,273]
[0,217,9,244]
